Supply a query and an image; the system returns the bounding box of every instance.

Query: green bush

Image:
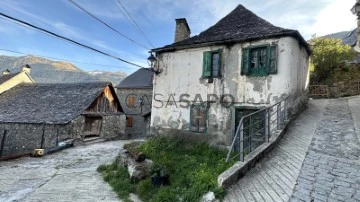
[98,137,235,202]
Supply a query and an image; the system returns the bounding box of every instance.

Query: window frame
[189,103,209,133]
[241,44,278,77]
[126,116,133,127]
[127,95,136,108]
[202,50,222,78]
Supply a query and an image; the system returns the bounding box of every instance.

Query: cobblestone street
[225,97,360,202]
[0,140,128,202]
[291,98,360,201]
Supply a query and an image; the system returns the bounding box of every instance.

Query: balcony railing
[226,98,289,162]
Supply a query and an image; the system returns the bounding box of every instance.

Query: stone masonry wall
[100,114,126,139]
[0,114,125,158]
[116,88,152,138]
[0,123,72,158]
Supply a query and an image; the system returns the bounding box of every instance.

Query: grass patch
[98,137,235,202]
[97,162,136,202]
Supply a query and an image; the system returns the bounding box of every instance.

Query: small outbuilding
[116,68,153,138]
[0,82,126,158]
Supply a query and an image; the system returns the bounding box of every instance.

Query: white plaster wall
[151,36,309,140]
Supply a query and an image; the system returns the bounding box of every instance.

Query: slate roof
[322,29,357,47]
[0,82,120,124]
[116,68,153,89]
[153,4,310,54]
[0,73,20,85]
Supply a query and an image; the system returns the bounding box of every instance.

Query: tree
[309,36,355,82]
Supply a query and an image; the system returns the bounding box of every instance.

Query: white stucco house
[150,5,311,146]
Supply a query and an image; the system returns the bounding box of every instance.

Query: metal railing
[226,98,289,162]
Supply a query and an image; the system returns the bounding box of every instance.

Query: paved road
[0,140,129,202]
[290,98,360,202]
[225,97,360,202]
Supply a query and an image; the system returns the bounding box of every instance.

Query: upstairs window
[190,103,208,133]
[127,95,135,108]
[203,50,222,78]
[241,44,278,76]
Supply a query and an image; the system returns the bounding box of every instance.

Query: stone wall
[0,123,72,158]
[116,88,152,138]
[328,81,360,98]
[0,113,126,158]
[100,114,126,139]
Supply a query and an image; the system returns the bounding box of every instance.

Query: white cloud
[308,0,356,37]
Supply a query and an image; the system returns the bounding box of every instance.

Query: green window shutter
[269,45,278,74]
[241,48,250,75]
[217,50,222,77]
[203,51,212,77]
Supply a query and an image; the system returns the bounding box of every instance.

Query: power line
[0,48,138,70]
[67,0,150,50]
[0,12,146,69]
[116,0,155,48]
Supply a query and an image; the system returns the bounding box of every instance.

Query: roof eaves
[116,86,153,89]
[153,30,311,55]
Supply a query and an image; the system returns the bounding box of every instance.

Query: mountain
[0,55,127,85]
[321,29,357,47]
[88,70,128,86]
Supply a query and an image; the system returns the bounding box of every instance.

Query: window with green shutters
[190,103,208,133]
[241,44,278,76]
[203,50,221,78]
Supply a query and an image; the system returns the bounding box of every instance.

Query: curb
[218,120,291,188]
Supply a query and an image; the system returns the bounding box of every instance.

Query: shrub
[98,137,235,202]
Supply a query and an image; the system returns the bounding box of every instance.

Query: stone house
[0,65,34,94]
[150,5,311,146]
[0,82,126,158]
[116,68,153,138]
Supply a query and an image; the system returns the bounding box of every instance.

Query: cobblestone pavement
[0,140,129,202]
[224,99,328,202]
[290,98,360,202]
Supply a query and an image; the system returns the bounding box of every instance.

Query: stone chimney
[22,64,31,74]
[2,69,10,76]
[174,18,191,43]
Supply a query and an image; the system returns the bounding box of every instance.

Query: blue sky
[0,0,356,74]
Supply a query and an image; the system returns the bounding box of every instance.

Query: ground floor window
[190,103,208,133]
[127,116,133,127]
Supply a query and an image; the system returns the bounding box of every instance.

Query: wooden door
[83,117,102,138]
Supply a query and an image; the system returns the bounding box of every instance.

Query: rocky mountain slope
[0,55,127,85]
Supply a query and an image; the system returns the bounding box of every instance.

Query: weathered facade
[0,82,125,158]
[116,68,153,138]
[150,5,311,146]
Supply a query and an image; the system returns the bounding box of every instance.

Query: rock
[117,149,129,167]
[117,149,153,181]
[201,191,217,202]
[129,193,143,202]
[127,159,153,180]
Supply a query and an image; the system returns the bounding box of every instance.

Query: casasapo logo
[125,93,235,108]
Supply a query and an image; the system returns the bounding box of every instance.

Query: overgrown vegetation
[98,137,235,202]
[309,36,355,83]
